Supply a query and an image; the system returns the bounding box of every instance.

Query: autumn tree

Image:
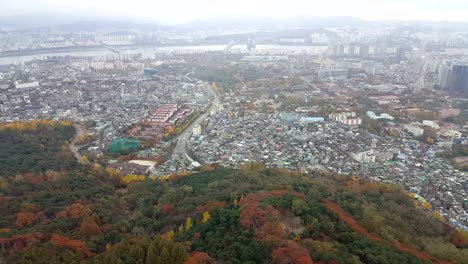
[186,217,193,231]
[79,215,102,237]
[271,241,314,264]
[15,212,38,228]
[202,211,211,223]
[185,252,215,264]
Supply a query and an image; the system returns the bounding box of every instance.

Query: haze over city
[1,0,468,263]
[1,0,468,23]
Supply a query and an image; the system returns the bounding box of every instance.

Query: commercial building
[192,124,202,135]
[422,120,440,130]
[440,61,468,93]
[404,124,424,137]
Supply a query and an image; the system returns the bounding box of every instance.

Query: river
[0,44,328,65]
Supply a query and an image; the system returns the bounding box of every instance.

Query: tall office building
[449,64,468,93]
[359,44,370,58]
[440,61,468,93]
[395,47,404,63]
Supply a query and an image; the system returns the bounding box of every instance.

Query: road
[172,82,220,166]
[69,124,85,164]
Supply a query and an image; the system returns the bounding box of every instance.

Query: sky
[1,0,467,23]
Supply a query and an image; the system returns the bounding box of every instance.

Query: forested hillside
[1,121,468,264]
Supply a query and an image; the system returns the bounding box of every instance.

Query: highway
[172,82,220,166]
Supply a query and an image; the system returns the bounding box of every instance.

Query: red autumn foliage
[162,203,175,214]
[184,252,215,264]
[196,200,227,213]
[255,220,287,244]
[271,240,314,264]
[49,234,95,257]
[240,202,271,228]
[15,212,38,228]
[239,190,305,245]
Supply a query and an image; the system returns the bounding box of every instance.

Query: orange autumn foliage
[271,241,314,264]
[15,212,38,228]
[49,234,95,257]
[57,202,91,219]
[185,252,215,264]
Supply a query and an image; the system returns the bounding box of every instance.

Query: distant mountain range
[0,15,363,32]
[1,14,467,35]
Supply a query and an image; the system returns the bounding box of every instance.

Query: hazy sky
[1,0,467,23]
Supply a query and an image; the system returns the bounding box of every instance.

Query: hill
[0,120,467,264]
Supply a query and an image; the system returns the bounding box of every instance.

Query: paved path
[69,124,85,164]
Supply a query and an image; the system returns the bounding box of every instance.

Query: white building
[422,120,440,130]
[404,124,424,137]
[90,62,114,70]
[329,112,356,121]
[340,118,362,126]
[350,150,376,163]
[441,130,462,140]
[366,111,394,120]
[192,124,202,136]
[15,81,39,89]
